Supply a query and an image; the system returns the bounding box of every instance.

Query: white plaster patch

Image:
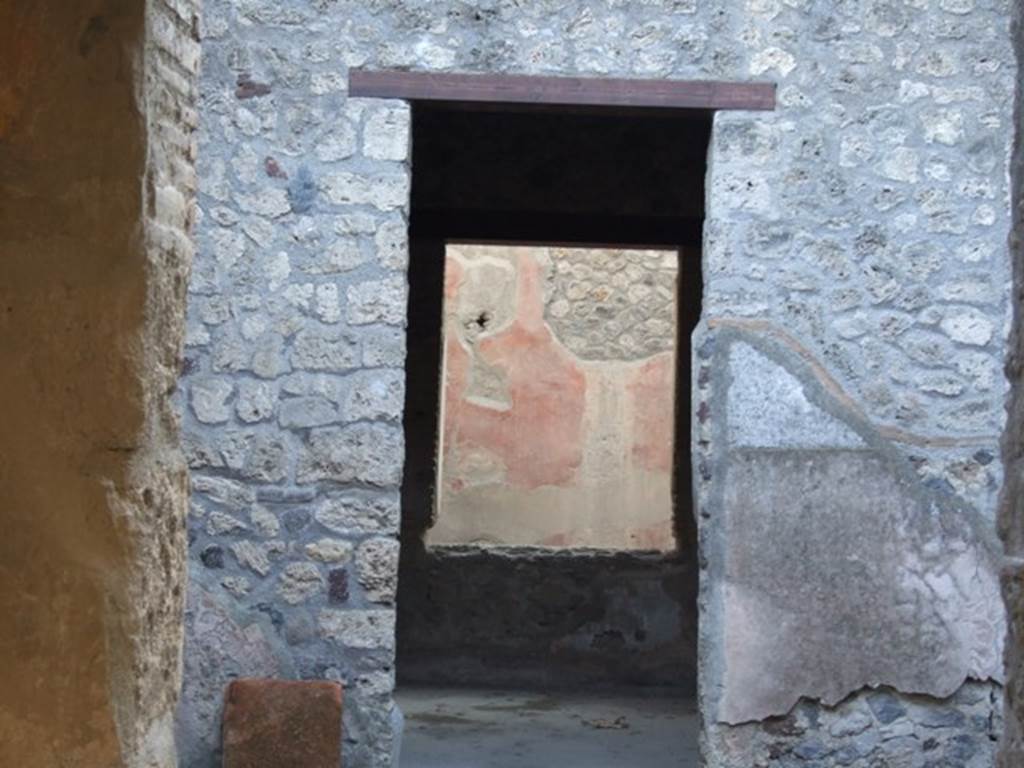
[727,343,865,449]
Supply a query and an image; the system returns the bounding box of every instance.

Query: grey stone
[199,545,224,569]
[879,735,924,765]
[287,165,317,213]
[314,283,341,324]
[829,709,873,737]
[238,434,288,483]
[250,333,290,379]
[355,537,401,604]
[297,424,404,487]
[792,738,829,760]
[250,505,280,538]
[305,538,354,564]
[343,370,404,421]
[282,509,313,534]
[236,380,276,423]
[851,724,882,758]
[315,493,401,535]
[328,568,350,603]
[231,541,273,576]
[191,476,255,511]
[315,120,357,161]
[940,309,995,346]
[869,691,908,725]
[279,396,340,428]
[917,707,967,729]
[374,216,409,270]
[347,276,408,326]
[277,562,324,605]
[283,612,317,647]
[305,238,369,275]
[204,511,248,536]
[323,170,410,210]
[235,187,290,217]
[361,326,406,367]
[290,328,359,371]
[363,103,411,161]
[190,377,234,423]
[318,609,396,651]
[945,733,978,761]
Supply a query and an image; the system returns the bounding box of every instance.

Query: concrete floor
[396,687,699,768]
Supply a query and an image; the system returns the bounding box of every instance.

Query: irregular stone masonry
[998,3,1024,764]
[180,1,1018,766]
[544,246,679,360]
[714,683,1002,768]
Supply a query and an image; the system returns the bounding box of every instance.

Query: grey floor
[396,686,699,768]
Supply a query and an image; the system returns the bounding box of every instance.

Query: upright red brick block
[222,679,343,768]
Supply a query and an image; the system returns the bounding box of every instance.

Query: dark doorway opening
[397,102,711,768]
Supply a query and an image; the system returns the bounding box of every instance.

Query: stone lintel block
[222,679,343,768]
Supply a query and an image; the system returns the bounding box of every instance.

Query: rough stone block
[363,103,411,161]
[319,609,396,650]
[315,493,401,535]
[190,376,234,423]
[346,276,408,326]
[222,679,343,768]
[297,424,404,487]
[360,327,406,367]
[355,537,400,604]
[323,170,409,210]
[343,370,404,421]
[279,396,340,429]
[277,563,324,605]
[291,328,359,372]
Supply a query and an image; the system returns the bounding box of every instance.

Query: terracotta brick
[222,679,343,768]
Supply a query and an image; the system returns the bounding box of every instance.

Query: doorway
[396,101,710,768]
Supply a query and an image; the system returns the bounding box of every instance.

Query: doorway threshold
[396,685,698,768]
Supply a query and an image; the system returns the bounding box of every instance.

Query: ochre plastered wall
[434,244,678,550]
[0,1,198,765]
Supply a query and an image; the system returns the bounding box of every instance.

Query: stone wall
[0,1,198,766]
[178,5,412,764]
[181,2,1018,767]
[998,3,1024,765]
[434,244,678,550]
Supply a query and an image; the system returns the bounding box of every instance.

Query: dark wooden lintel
[350,70,776,112]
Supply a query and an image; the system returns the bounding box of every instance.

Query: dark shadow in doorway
[398,105,711,693]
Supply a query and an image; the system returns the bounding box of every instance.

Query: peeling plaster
[697,325,1005,725]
